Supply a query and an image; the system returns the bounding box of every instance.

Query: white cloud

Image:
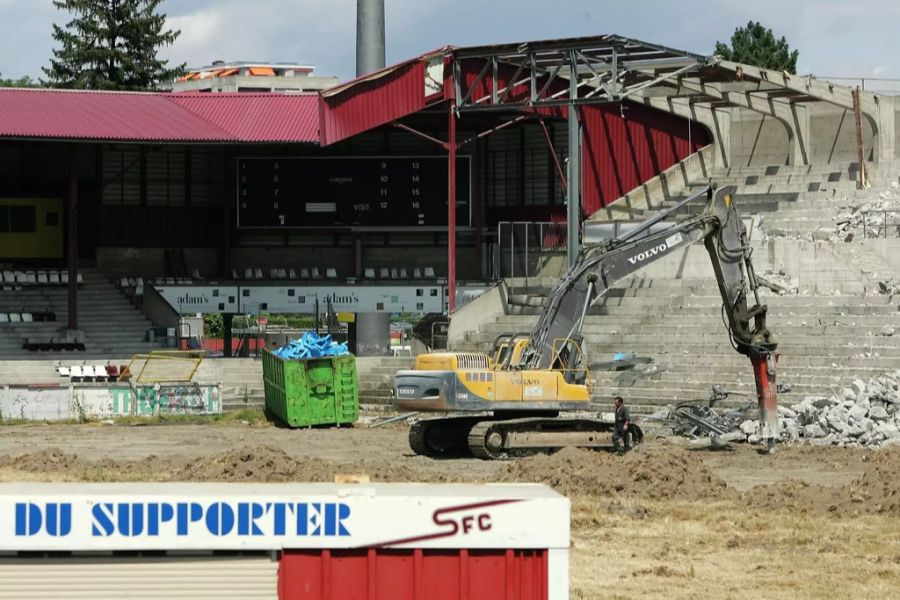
[1,0,899,84]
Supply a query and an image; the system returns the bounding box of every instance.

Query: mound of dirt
[173,445,435,484]
[745,446,900,516]
[497,445,733,501]
[0,448,79,472]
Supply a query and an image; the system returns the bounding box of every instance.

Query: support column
[566,79,581,267]
[67,146,79,331]
[223,313,234,358]
[448,100,457,312]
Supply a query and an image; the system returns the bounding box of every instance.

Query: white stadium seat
[414,268,422,279]
[244,268,253,280]
[1,271,13,284]
[37,271,48,284]
[0,313,8,323]
[326,268,338,279]
[9,313,21,323]
[49,271,60,284]
[424,267,436,278]
[379,268,389,279]
[57,366,70,377]
[300,268,310,279]
[21,313,32,322]
[232,269,239,280]
[311,267,322,280]
[288,268,297,279]
[400,268,409,279]
[364,268,375,279]
[254,268,264,280]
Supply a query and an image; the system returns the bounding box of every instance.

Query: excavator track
[409,416,644,460]
[408,417,483,458]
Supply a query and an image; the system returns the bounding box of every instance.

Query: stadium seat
[106,364,120,381]
[69,365,83,382]
[413,268,422,279]
[400,268,409,279]
[379,268,390,279]
[0,313,7,323]
[364,268,375,279]
[278,268,287,279]
[244,268,253,279]
[61,271,69,284]
[312,267,322,280]
[21,313,32,322]
[254,268,264,280]
[76,272,83,284]
[192,269,203,280]
[424,267,436,278]
[231,269,239,280]
[269,268,279,279]
[119,277,129,288]
[1,271,12,284]
[300,268,310,279]
[14,271,25,284]
[9,313,20,323]
[37,271,48,284]
[288,268,297,279]
[49,271,60,284]
[390,268,399,279]
[326,268,338,279]
[56,365,70,377]
[135,283,144,297]
[128,278,137,287]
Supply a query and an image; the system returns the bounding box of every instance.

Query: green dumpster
[261,349,359,427]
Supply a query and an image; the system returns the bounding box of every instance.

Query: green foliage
[43,0,185,90]
[0,74,42,88]
[714,21,799,74]
[203,313,223,338]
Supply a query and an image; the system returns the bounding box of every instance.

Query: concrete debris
[741,369,900,447]
[833,188,900,242]
[756,268,799,295]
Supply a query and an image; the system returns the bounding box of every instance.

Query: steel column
[566,51,581,267]
[448,99,457,312]
[67,146,78,331]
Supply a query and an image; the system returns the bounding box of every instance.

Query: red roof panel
[0,88,318,143]
[168,93,318,143]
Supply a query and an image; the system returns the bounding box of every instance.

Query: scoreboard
[236,156,471,228]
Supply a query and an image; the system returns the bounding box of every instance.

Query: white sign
[156,285,447,315]
[0,483,569,551]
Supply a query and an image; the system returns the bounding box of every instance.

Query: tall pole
[356,0,385,76]
[67,146,78,331]
[448,100,457,312]
[566,51,581,267]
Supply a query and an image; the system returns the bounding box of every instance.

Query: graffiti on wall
[105,385,221,416]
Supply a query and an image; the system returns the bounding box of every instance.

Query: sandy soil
[0,422,898,599]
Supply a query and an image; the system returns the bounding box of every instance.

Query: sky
[0,0,898,88]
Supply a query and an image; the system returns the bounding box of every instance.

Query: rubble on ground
[740,369,900,448]
[833,185,900,242]
[756,267,799,295]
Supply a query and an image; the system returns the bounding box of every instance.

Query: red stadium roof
[0,88,319,143]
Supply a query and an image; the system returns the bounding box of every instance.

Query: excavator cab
[490,333,531,369]
[550,337,590,385]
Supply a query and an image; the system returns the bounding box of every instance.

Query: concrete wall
[447,283,506,351]
[0,384,221,421]
[729,110,791,167]
[810,106,875,164]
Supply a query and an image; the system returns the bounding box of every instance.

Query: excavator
[393,186,779,458]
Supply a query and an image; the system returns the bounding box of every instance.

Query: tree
[0,74,42,88]
[43,0,185,90]
[715,21,799,74]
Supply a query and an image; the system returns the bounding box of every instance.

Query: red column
[448,100,457,312]
[67,146,78,330]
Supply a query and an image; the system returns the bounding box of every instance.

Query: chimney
[356,0,385,76]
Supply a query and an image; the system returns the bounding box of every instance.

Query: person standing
[612,395,631,454]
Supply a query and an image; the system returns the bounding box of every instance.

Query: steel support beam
[448,99,458,312]
[566,50,580,267]
[67,146,78,331]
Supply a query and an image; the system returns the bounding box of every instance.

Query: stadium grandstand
[2,32,897,412]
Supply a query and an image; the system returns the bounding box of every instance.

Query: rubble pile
[756,267,799,295]
[740,370,900,447]
[833,185,900,242]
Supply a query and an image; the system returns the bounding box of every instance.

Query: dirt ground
[0,421,898,599]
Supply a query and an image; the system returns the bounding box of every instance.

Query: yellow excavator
[394,186,779,458]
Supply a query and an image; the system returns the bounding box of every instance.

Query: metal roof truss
[452,35,713,112]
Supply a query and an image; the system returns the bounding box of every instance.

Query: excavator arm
[515,185,779,450]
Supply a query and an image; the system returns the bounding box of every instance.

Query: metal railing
[861,210,900,239]
[494,221,568,279]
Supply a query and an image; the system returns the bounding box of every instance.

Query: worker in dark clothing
[612,395,631,454]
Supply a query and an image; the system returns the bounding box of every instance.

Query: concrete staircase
[453,277,900,416]
[0,268,162,359]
